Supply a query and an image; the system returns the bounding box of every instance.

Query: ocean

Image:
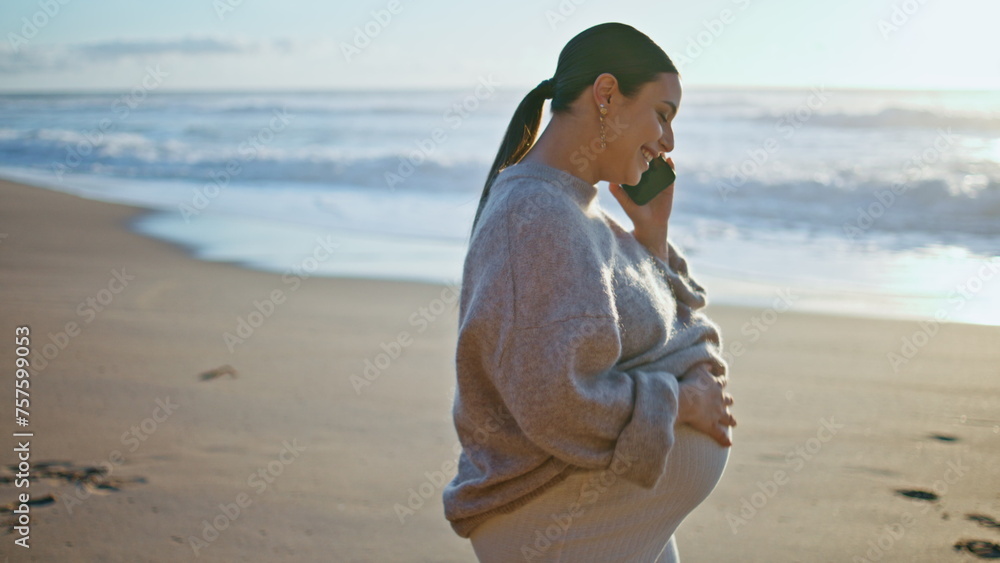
[1,86,998,325]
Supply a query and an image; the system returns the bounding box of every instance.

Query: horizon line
[0,84,997,95]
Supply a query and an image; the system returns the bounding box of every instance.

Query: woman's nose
[659,130,674,154]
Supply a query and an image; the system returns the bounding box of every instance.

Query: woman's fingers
[677,368,736,446]
[608,182,634,211]
[712,425,733,447]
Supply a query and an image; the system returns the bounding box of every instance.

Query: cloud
[0,36,303,74]
[79,37,254,58]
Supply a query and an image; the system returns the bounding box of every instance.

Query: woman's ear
[592,73,618,108]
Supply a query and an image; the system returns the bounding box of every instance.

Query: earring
[598,104,608,150]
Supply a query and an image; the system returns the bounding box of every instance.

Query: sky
[1,0,998,92]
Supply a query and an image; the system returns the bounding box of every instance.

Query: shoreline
[2,178,999,561]
[8,171,998,329]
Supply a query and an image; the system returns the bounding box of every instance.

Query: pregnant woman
[443,22,737,562]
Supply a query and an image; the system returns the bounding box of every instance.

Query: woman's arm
[491,315,683,488]
[608,157,676,261]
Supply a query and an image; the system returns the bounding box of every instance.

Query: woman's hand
[609,157,675,262]
[676,363,736,447]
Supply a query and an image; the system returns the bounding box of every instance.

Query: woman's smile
[642,147,657,169]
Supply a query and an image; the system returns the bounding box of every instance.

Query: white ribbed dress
[470,423,731,562]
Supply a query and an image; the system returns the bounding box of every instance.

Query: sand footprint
[953,513,1000,559]
[1,460,148,531]
[953,539,1000,558]
[895,489,939,502]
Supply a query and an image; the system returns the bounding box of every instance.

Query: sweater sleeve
[484,188,681,488]
[651,239,709,311]
[653,241,729,378]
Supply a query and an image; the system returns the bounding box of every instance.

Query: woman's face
[606,72,681,186]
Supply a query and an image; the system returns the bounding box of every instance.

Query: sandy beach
[1,178,999,562]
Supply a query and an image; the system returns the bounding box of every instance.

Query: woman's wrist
[676,378,693,425]
[633,229,669,261]
[675,363,716,426]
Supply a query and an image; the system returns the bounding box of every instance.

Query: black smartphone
[622,156,675,205]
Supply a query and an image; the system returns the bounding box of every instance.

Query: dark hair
[470,22,679,233]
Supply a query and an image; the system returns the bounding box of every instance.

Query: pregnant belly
[468,425,732,561]
[659,423,731,515]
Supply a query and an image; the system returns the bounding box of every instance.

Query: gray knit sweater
[444,160,727,538]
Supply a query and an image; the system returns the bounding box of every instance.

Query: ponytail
[470,79,553,233]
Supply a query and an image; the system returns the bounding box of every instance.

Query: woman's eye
[659,113,668,122]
